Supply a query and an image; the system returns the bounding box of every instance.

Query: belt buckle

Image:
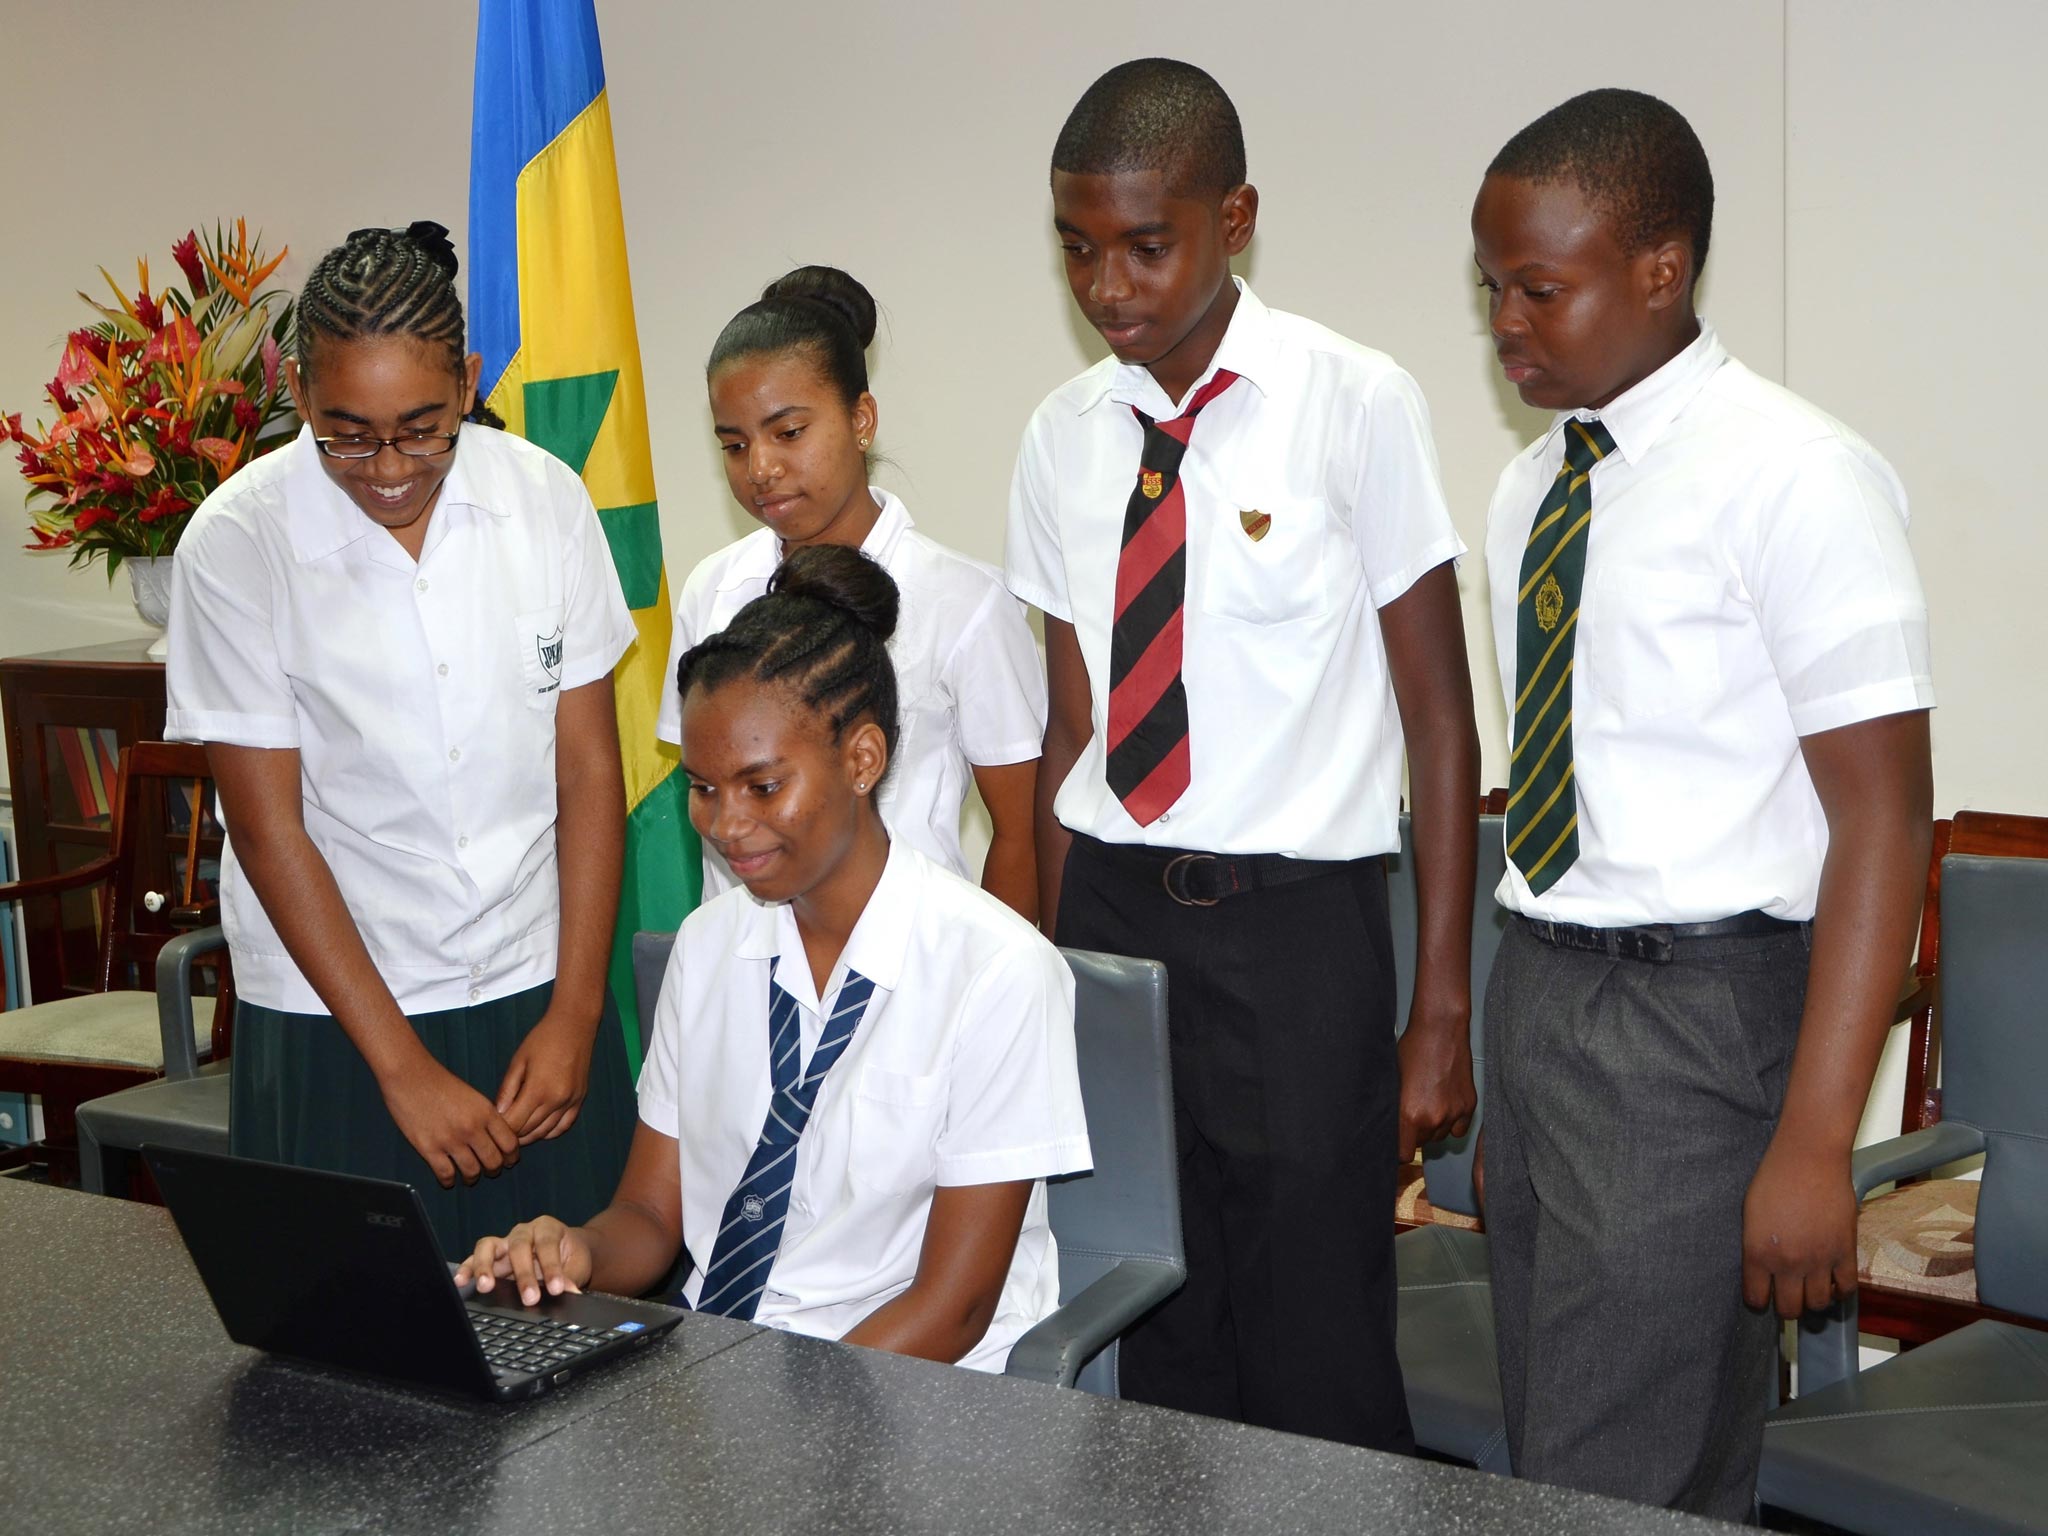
[1162,852,1220,907]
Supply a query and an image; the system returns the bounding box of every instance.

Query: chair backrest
[1928,854,2048,1319]
[632,931,675,1045]
[1048,946,1177,1396]
[1899,810,2048,1134]
[1387,809,1511,1218]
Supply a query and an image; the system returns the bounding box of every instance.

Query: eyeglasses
[313,425,462,460]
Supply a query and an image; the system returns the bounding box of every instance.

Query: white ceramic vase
[126,555,173,661]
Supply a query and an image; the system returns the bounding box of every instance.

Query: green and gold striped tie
[1506,416,1614,895]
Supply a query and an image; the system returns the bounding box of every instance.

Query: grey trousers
[1483,916,1810,1522]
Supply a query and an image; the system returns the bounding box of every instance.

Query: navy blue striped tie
[693,960,876,1319]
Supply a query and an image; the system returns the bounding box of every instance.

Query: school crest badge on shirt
[534,627,564,690]
[1240,509,1270,543]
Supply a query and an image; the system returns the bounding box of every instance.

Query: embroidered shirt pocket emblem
[1239,509,1271,543]
[535,628,565,686]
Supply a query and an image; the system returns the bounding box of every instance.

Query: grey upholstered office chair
[1759,854,2048,1536]
[1006,947,1181,1395]
[1389,811,1513,1474]
[632,931,1183,1394]
[74,928,232,1196]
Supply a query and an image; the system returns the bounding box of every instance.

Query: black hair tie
[404,220,460,279]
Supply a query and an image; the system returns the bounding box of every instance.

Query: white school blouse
[656,490,1046,901]
[1485,324,1935,927]
[636,841,1092,1372]
[1004,280,1465,859]
[165,425,636,1013]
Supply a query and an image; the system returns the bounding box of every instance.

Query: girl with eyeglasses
[166,222,637,1256]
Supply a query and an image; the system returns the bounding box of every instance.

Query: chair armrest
[1004,1258,1184,1389]
[1852,1121,1987,1199]
[1892,975,1935,1025]
[0,854,118,907]
[158,927,228,1080]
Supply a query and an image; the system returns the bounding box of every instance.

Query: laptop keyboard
[469,1309,621,1378]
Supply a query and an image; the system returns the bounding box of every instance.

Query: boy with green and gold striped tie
[1470,89,1934,1520]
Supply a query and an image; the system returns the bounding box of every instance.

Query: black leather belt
[1519,910,1804,965]
[1159,850,1357,907]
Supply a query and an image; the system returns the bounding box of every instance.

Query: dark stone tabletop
[1,1178,1736,1535]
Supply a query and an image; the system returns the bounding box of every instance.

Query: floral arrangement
[1,221,298,575]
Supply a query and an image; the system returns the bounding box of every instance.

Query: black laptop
[143,1145,686,1402]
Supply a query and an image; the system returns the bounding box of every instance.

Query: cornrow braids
[295,221,505,427]
[677,546,901,770]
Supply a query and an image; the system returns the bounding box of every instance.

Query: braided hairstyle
[678,544,900,776]
[294,221,504,426]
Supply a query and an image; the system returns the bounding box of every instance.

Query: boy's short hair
[1052,58,1246,199]
[1488,88,1715,280]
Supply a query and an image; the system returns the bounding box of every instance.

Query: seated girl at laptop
[459,546,1092,1370]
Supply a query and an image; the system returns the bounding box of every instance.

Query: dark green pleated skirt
[229,981,636,1261]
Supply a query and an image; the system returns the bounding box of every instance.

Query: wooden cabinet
[0,639,200,1004]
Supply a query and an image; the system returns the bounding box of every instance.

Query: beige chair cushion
[1857,1177,1979,1304]
[1395,1158,1483,1232]
[0,991,215,1069]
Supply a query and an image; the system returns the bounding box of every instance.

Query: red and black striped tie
[1107,368,1241,826]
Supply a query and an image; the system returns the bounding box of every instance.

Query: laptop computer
[143,1145,686,1402]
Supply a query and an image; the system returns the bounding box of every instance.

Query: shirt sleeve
[1746,438,1935,736]
[1002,409,1071,621]
[934,938,1092,1186]
[654,564,710,747]
[163,510,300,748]
[1350,367,1468,607]
[945,582,1048,767]
[557,470,635,693]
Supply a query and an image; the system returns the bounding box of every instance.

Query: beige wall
[2,2,2039,1130]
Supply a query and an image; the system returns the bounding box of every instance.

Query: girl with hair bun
[165,222,639,1255]
[462,545,1091,1370]
[655,266,1046,920]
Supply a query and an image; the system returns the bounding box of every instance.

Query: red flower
[65,328,110,365]
[195,436,240,472]
[71,506,117,533]
[164,420,193,457]
[232,399,261,434]
[141,379,163,409]
[49,377,79,414]
[15,444,48,480]
[142,315,201,368]
[137,487,193,524]
[27,525,74,549]
[171,231,209,298]
[136,291,164,331]
[0,411,18,442]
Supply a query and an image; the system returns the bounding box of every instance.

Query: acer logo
[365,1212,405,1229]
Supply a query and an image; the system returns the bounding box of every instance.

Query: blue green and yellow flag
[469,0,696,1068]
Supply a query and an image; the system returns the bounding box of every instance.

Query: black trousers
[1055,833,1413,1452]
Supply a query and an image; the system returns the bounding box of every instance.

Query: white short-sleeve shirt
[1004,280,1466,859]
[635,842,1091,1372]
[656,490,1046,899]
[165,425,636,1013]
[1485,324,1935,926]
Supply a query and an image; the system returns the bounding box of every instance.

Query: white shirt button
[470,963,483,978]
[416,578,428,593]
[1158,812,1172,823]
[469,988,481,1003]
[458,835,470,849]
[448,747,461,762]
[437,663,449,677]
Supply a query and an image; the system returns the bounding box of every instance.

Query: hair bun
[761,266,877,350]
[405,221,460,278]
[768,545,899,643]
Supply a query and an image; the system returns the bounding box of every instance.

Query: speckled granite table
[3,1178,1738,1534]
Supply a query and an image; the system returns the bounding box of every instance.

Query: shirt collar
[1078,277,1285,418]
[732,838,919,1006]
[284,423,497,565]
[714,488,915,595]
[1545,321,1727,466]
